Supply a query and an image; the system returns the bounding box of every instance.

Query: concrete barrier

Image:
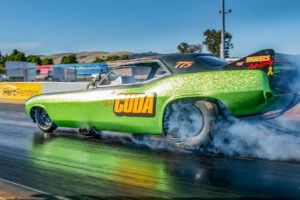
[41,82,88,93]
[0,82,89,104]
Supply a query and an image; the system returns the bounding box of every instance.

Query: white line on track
[0,178,68,200]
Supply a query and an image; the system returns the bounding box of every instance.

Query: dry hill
[40,51,134,64]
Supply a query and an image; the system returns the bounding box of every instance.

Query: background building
[5,62,36,81]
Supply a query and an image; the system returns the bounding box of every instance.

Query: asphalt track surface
[0,103,300,199]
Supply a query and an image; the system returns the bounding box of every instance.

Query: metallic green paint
[26,70,273,134]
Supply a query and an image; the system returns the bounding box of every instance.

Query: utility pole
[219,0,231,59]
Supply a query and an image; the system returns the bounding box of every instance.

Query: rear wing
[223,49,300,94]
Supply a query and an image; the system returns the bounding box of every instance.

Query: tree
[0,51,4,65]
[0,53,7,74]
[6,49,26,61]
[41,58,53,65]
[0,65,5,74]
[26,55,42,65]
[105,56,120,61]
[60,54,78,64]
[203,29,233,58]
[177,42,202,53]
[92,57,105,63]
[120,55,129,60]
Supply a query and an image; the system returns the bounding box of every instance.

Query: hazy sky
[0,0,300,57]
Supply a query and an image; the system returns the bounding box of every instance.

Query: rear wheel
[35,107,57,133]
[163,100,217,150]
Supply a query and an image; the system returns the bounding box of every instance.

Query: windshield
[197,55,229,68]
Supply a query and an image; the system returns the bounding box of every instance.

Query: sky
[0,0,300,57]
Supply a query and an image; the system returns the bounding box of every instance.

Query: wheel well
[163,98,220,115]
[30,107,39,123]
[161,97,231,134]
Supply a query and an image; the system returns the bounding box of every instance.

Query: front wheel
[35,107,57,133]
[163,100,217,150]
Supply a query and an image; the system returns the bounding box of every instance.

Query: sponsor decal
[245,55,271,63]
[174,61,194,69]
[248,59,273,70]
[236,62,244,66]
[0,83,42,100]
[113,93,156,117]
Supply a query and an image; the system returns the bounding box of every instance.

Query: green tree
[60,54,78,64]
[203,29,233,58]
[0,53,7,74]
[26,55,42,65]
[41,58,53,65]
[14,52,26,61]
[177,42,202,53]
[0,51,3,66]
[0,65,5,74]
[92,57,105,63]
[6,49,26,61]
[120,55,129,60]
[105,55,113,61]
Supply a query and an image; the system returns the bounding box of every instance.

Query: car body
[25,49,299,149]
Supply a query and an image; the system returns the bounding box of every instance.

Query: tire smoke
[127,54,300,161]
[208,54,300,161]
[208,117,300,161]
[91,54,300,161]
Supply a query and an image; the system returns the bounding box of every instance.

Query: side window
[99,62,166,86]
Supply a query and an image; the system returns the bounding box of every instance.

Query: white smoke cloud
[208,117,300,161]
[206,54,300,161]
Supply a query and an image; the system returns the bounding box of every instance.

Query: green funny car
[25,49,299,149]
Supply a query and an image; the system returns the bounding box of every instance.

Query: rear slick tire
[35,107,57,133]
[163,100,217,150]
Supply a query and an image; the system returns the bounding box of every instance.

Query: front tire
[163,100,217,150]
[35,107,57,133]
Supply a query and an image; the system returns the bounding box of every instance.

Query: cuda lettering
[114,93,156,117]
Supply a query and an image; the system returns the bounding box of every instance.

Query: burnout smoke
[209,117,300,161]
[79,53,300,160]
[209,55,300,161]
[127,54,300,160]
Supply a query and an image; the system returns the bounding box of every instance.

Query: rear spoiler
[223,49,300,94]
[223,49,275,76]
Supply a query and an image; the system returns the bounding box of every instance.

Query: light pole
[219,0,231,59]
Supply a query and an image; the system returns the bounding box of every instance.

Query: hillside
[40,51,135,64]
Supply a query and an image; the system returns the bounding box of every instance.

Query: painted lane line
[0,178,68,200]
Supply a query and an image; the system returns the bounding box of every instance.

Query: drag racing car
[25,49,300,150]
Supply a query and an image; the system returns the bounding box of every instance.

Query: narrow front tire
[35,107,57,133]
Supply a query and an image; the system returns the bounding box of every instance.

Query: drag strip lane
[0,103,300,199]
